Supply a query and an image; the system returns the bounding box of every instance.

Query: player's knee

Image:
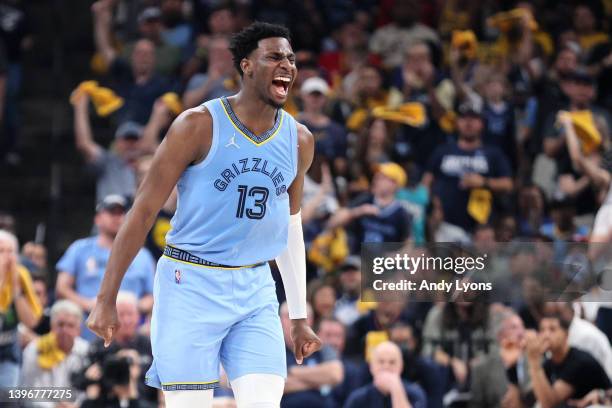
[163,389,214,408]
[231,373,285,408]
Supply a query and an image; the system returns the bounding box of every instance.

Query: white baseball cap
[301,77,330,96]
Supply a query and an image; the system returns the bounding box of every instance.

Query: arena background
[0,0,611,407]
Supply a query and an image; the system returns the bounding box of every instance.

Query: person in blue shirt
[55,195,155,341]
[422,102,514,232]
[345,341,427,408]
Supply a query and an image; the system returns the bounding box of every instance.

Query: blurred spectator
[20,300,88,407]
[318,18,373,86]
[481,72,518,170]
[351,118,396,188]
[389,322,445,408]
[301,160,337,228]
[280,302,343,408]
[542,70,611,215]
[425,195,471,244]
[516,184,549,237]
[469,311,531,408]
[21,241,48,276]
[317,317,367,407]
[397,177,430,247]
[539,197,589,243]
[159,0,192,51]
[334,257,362,326]
[391,41,448,170]
[546,302,612,379]
[298,77,348,177]
[182,35,238,108]
[0,229,42,387]
[81,348,154,408]
[93,1,181,78]
[73,92,160,203]
[573,3,609,54]
[0,210,16,233]
[341,65,393,133]
[20,275,52,346]
[308,280,336,325]
[82,292,155,404]
[345,299,408,359]
[55,195,155,341]
[328,162,412,254]
[530,44,578,158]
[369,0,439,69]
[422,102,513,232]
[92,1,175,123]
[525,310,611,407]
[345,341,427,408]
[422,301,496,388]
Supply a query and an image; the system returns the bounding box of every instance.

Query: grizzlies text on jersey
[165,97,299,265]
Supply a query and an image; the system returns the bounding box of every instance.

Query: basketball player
[86,22,321,407]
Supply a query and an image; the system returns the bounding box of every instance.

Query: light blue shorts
[145,256,286,391]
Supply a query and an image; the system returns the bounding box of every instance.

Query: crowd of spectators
[1,0,612,407]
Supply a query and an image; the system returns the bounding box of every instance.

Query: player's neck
[231,91,279,132]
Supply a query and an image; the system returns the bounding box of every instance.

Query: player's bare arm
[86,106,213,346]
[284,122,322,363]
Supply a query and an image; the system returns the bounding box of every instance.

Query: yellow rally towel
[451,30,478,59]
[468,188,493,224]
[371,103,426,127]
[0,264,43,317]
[308,228,349,274]
[558,110,602,154]
[487,8,538,32]
[365,331,389,362]
[439,110,457,133]
[161,92,183,116]
[70,80,124,117]
[37,332,66,370]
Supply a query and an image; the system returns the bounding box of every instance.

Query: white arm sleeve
[275,211,307,319]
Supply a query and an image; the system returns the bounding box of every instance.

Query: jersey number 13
[235,185,269,219]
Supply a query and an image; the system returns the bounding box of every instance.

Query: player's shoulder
[294,120,314,147]
[172,104,213,133]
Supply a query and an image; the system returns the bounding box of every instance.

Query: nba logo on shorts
[174,269,181,284]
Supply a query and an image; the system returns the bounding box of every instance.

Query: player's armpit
[287,123,314,214]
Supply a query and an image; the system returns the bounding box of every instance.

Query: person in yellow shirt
[0,229,42,386]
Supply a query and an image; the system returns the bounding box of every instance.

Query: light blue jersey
[165,96,298,265]
[146,97,298,390]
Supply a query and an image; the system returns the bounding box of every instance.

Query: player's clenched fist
[291,319,322,364]
[86,297,120,347]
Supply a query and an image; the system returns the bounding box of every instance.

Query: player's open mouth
[272,75,291,98]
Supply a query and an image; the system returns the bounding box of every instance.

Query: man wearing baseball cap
[298,77,348,174]
[328,162,412,254]
[421,102,513,232]
[55,194,155,341]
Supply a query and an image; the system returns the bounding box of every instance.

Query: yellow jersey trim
[161,255,261,270]
[219,98,284,147]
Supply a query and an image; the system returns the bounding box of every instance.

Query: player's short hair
[229,21,291,77]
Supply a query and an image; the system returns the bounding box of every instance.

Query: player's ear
[241,58,253,78]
